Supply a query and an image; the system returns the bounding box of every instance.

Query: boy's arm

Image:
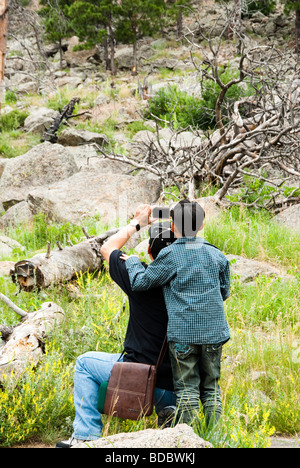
[124,249,175,291]
[220,259,231,301]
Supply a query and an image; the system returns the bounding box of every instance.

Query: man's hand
[134,204,152,228]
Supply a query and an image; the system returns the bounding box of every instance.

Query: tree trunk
[0,302,64,387]
[59,37,63,70]
[177,11,183,38]
[10,227,121,292]
[296,10,300,54]
[0,0,8,115]
[132,41,138,75]
[103,35,110,70]
[108,17,116,75]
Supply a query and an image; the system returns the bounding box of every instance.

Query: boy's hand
[120,253,139,261]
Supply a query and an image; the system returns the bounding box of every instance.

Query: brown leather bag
[103,337,168,420]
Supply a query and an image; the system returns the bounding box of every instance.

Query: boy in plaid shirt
[122,200,230,426]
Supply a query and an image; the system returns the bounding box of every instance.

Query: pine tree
[39,0,73,69]
[114,0,166,73]
[165,0,194,38]
[66,0,119,73]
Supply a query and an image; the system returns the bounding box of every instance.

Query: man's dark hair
[148,221,176,259]
[170,199,205,237]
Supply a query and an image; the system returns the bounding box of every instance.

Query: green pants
[168,342,223,426]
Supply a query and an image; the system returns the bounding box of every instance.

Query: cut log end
[10,260,44,292]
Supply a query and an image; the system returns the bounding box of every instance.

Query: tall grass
[204,207,300,270]
[0,209,299,447]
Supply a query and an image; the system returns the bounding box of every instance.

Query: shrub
[246,0,276,16]
[0,110,29,132]
[145,67,254,130]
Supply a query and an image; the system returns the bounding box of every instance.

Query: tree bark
[0,302,64,387]
[10,227,121,292]
[296,10,300,54]
[0,0,8,115]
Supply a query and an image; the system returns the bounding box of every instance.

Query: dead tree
[10,226,121,292]
[41,97,81,143]
[97,13,300,211]
[0,294,64,386]
[0,0,8,114]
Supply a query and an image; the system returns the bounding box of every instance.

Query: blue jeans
[72,351,176,441]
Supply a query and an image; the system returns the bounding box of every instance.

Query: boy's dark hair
[170,199,205,237]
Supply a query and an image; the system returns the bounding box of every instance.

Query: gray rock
[0,201,33,230]
[0,142,79,209]
[57,129,109,147]
[226,254,290,283]
[54,76,83,89]
[0,158,6,180]
[115,46,134,70]
[0,236,25,258]
[274,204,300,232]
[27,169,161,225]
[73,424,212,449]
[24,107,60,135]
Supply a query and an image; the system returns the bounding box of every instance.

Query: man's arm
[100,205,151,263]
[124,249,175,291]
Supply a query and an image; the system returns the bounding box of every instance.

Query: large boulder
[227,254,290,283]
[73,424,212,449]
[24,107,60,135]
[0,236,25,258]
[57,129,109,147]
[273,204,300,233]
[27,168,161,225]
[0,201,34,230]
[0,158,6,179]
[0,143,79,210]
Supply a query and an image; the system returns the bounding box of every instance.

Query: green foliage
[125,121,155,138]
[145,84,205,129]
[145,67,254,130]
[39,0,73,44]
[66,0,110,47]
[216,0,276,16]
[115,0,166,45]
[5,213,102,256]
[0,110,28,132]
[246,0,276,16]
[4,90,18,105]
[204,207,300,269]
[282,0,300,14]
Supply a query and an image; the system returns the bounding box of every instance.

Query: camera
[152,206,170,219]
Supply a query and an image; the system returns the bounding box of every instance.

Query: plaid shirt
[125,237,230,345]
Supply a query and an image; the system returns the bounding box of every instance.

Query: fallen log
[10,227,121,292]
[0,298,64,386]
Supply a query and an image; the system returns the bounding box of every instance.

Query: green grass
[204,207,300,270]
[0,207,299,447]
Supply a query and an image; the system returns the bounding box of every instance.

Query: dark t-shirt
[109,249,174,391]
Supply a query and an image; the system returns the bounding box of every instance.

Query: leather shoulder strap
[156,335,168,369]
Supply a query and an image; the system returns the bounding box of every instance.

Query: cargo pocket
[174,343,193,359]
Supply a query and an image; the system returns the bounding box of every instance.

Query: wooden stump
[0,302,64,386]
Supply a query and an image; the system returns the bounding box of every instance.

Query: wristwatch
[130,219,141,231]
